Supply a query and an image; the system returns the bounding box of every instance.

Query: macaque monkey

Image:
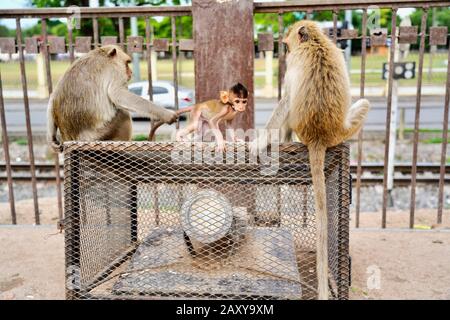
[47,45,177,152]
[253,21,370,299]
[149,83,248,150]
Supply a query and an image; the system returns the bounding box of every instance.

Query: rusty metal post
[145,17,154,101]
[278,12,285,102]
[119,17,125,49]
[93,18,100,48]
[16,18,40,224]
[409,8,428,229]
[0,69,16,224]
[355,9,368,228]
[192,0,254,131]
[332,10,338,44]
[67,17,75,63]
[381,8,398,229]
[42,19,64,222]
[171,16,179,129]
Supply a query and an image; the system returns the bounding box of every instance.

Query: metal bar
[42,18,64,222]
[278,12,284,101]
[0,69,16,224]
[381,8,397,229]
[171,16,179,129]
[65,150,81,300]
[409,8,428,229]
[1,1,448,18]
[4,173,448,186]
[355,9,367,228]
[41,19,53,94]
[119,17,125,49]
[3,162,448,174]
[129,184,138,243]
[437,44,450,224]
[145,17,153,101]
[16,18,40,225]
[93,18,99,48]
[145,17,155,140]
[67,17,75,63]
[254,1,450,12]
[333,10,338,44]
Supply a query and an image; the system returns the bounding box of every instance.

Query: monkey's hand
[160,109,178,125]
[216,139,226,153]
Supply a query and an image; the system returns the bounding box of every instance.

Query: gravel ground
[1,183,449,225]
[0,225,449,300]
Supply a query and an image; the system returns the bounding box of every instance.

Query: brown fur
[255,20,370,299]
[47,45,177,152]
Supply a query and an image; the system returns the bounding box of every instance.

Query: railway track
[1,162,449,185]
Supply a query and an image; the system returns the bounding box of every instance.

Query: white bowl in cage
[181,190,233,244]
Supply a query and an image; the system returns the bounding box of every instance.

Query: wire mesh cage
[63,141,350,300]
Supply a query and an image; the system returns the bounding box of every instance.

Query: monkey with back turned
[253,20,370,300]
[47,45,178,152]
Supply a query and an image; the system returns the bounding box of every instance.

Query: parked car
[128,80,195,119]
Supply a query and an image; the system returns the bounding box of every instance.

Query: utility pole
[130,0,141,82]
[428,8,437,80]
[344,10,352,75]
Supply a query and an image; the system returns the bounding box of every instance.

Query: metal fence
[0,0,449,229]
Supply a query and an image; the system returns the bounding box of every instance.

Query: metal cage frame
[63,141,350,300]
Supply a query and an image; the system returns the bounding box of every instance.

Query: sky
[0,0,416,30]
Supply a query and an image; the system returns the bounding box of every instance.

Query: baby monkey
[149,83,248,150]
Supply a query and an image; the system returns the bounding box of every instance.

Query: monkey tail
[308,143,329,300]
[46,96,63,153]
[148,105,194,141]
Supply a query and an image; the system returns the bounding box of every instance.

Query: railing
[0,0,449,228]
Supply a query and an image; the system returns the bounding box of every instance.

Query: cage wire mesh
[63,141,350,300]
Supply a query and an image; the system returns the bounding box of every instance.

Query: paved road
[1,96,449,136]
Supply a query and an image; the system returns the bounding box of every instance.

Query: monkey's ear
[298,26,309,42]
[220,91,229,104]
[107,47,117,57]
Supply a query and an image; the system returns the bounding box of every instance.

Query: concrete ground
[0,224,449,300]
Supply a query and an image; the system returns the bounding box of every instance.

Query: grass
[0,52,447,91]
[422,137,445,144]
[132,134,148,141]
[13,138,28,146]
[401,128,450,134]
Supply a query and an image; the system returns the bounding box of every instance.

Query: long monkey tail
[308,143,329,300]
[148,105,194,141]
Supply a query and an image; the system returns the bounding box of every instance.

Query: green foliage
[133,134,148,141]
[0,25,14,37]
[411,7,450,30]
[422,137,445,144]
[14,138,28,146]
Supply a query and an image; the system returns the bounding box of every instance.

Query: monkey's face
[228,92,247,112]
[220,90,248,112]
[102,45,133,82]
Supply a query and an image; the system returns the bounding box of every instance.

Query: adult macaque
[253,21,370,299]
[149,83,248,150]
[47,45,177,152]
